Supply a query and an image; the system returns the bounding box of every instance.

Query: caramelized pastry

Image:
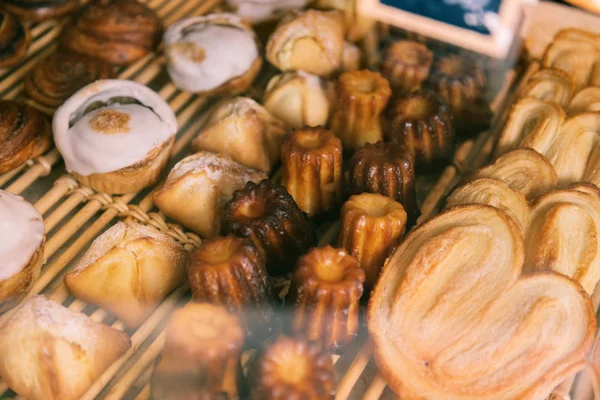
[542,35,600,91]
[0,100,52,174]
[221,180,317,276]
[225,0,308,24]
[164,14,262,95]
[288,246,364,349]
[339,193,406,291]
[313,0,374,42]
[151,302,244,400]
[568,86,600,115]
[64,221,188,327]
[248,336,334,400]
[0,10,30,68]
[330,70,391,150]
[0,295,131,400]
[0,191,44,312]
[1,0,79,22]
[518,68,574,107]
[192,97,287,173]
[381,40,433,92]
[61,0,161,66]
[266,10,346,77]
[281,126,343,217]
[53,79,177,194]
[368,205,596,400]
[154,151,267,238]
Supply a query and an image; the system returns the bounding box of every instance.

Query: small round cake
[382,40,433,92]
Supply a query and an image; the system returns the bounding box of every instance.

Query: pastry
[368,205,596,400]
[281,126,343,217]
[262,71,332,129]
[542,34,600,91]
[339,193,406,291]
[248,336,334,400]
[225,0,308,24]
[221,180,317,276]
[266,9,346,77]
[153,151,267,238]
[0,295,131,400]
[151,302,244,400]
[0,10,31,68]
[342,40,361,72]
[330,69,392,150]
[387,88,454,170]
[288,245,364,349]
[568,86,600,115]
[1,0,79,22]
[53,79,177,194]
[164,14,262,95]
[60,0,161,66]
[191,97,287,173]
[518,68,574,108]
[25,51,114,112]
[381,40,433,92]
[0,190,44,312]
[312,0,374,42]
[0,100,52,174]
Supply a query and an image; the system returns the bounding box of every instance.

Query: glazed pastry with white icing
[0,190,44,312]
[225,0,308,24]
[53,79,177,194]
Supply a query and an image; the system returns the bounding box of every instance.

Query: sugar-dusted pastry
[61,0,161,66]
[248,335,334,400]
[0,295,131,400]
[339,193,406,291]
[368,205,596,400]
[288,246,364,349]
[151,302,244,400]
[1,0,79,22]
[262,71,332,129]
[330,70,391,150]
[25,51,114,112]
[192,97,287,173]
[518,68,574,108]
[64,221,188,327]
[281,126,343,217]
[388,88,454,170]
[568,86,600,115]
[154,151,267,238]
[312,0,374,42]
[381,40,433,92]
[0,9,31,68]
[225,0,308,24]
[164,14,261,95]
[221,180,317,275]
[53,79,177,194]
[0,191,44,312]
[266,9,346,77]
[0,100,52,174]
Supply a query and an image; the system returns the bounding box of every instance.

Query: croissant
[1,0,79,22]
[542,35,600,91]
[0,9,31,68]
[518,68,574,108]
[568,86,600,115]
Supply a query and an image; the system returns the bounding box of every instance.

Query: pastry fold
[0,9,31,68]
[518,68,574,108]
[568,86,600,115]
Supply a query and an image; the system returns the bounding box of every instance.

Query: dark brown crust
[1,0,80,22]
[0,10,31,69]
[382,40,433,92]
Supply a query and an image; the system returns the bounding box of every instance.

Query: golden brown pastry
[60,0,162,66]
[221,180,317,276]
[542,34,600,91]
[1,0,79,22]
[64,221,189,327]
[568,86,600,115]
[330,69,392,150]
[518,68,574,108]
[151,302,245,400]
[312,0,374,42]
[339,193,406,291]
[0,9,30,68]
[191,97,287,173]
[368,204,596,400]
[154,151,267,238]
[0,100,52,174]
[0,295,131,400]
[281,126,343,217]
[342,40,361,72]
[381,40,433,92]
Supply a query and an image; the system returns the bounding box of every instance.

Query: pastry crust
[312,0,374,42]
[568,86,600,115]
[382,40,433,92]
[1,0,79,22]
[0,9,31,68]
[0,238,44,313]
[518,68,574,108]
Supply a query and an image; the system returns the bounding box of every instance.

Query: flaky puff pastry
[64,221,189,327]
[151,302,245,400]
[368,205,596,400]
[0,296,131,400]
[569,86,600,115]
[518,68,574,108]
[0,9,31,69]
[312,0,374,42]
[382,40,433,92]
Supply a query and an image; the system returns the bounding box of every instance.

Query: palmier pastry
[542,34,600,91]
[330,70,392,150]
[281,126,343,217]
[53,79,177,194]
[1,0,79,22]
[64,221,189,327]
[288,245,364,349]
[368,205,596,400]
[225,0,308,25]
[0,10,31,68]
[388,88,454,170]
[60,0,161,66]
[25,51,114,112]
[518,68,574,108]
[0,191,44,312]
[0,100,52,174]
[154,151,267,238]
[381,40,433,92]
[568,86,600,115]
[339,193,406,291]
[221,180,317,276]
[266,9,346,77]
[164,14,261,96]
[0,295,131,400]
[151,303,244,400]
[248,336,334,400]
[192,97,287,173]
[312,0,374,42]
[262,71,333,129]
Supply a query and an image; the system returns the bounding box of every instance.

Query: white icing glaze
[0,190,44,281]
[226,0,308,23]
[53,80,177,176]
